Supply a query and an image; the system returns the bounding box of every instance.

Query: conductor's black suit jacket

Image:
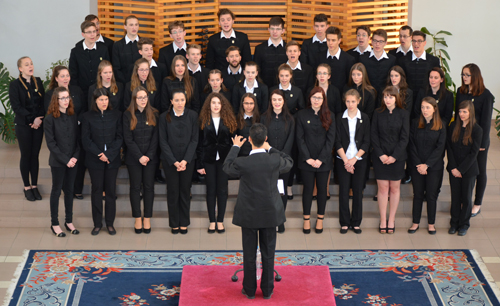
[223,146,293,229]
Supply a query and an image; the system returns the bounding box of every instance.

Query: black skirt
[372,156,405,181]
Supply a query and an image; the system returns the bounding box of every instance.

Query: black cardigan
[160,77,200,114]
[205,31,252,71]
[122,110,159,166]
[408,118,446,170]
[87,82,124,112]
[268,85,305,115]
[334,111,371,159]
[112,37,142,84]
[446,122,483,178]
[44,112,80,168]
[397,52,440,101]
[9,77,45,125]
[231,80,269,115]
[159,108,199,166]
[196,117,233,169]
[260,111,295,155]
[81,109,123,169]
[414,88,453,126]
[253,42,288,87]
[359,53,397,97]
[45,85,86,121]
[371,107,410,161]
[295,108,336,171]
[69,43,110,93]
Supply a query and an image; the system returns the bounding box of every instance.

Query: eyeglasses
[461,73,471,77]
[317,72,329,76]
[412,39,425,44]
[138,68,150,73]
[137,96,148,101]
[58,96,70,101]
[372,39,386,44]
[84,30,97,35]
[171,31,183,35]
[311,96,324,101]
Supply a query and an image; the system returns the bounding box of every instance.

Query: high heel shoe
[143,228,151,234]
[134,227,143,234]
[315,216,324,234]
[303,217,311,234]
[387,222,395,234]
[64,223,80,235]
[50,226,66,237]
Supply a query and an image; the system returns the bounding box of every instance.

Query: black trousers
[205,159,229,223]
[73,146,86,194]
[287,143,299,187]
[241,227,276,297]
[474,149,488,206]
[449,173,476,230]
[164,162,195,228]
[411,168,443,224]
[336,158,367,227]
[88,166,119,228]
[50,166,78,225]
[15,124,43,187]
[279,172,290,218]
[301,169,329,215]
[127,162,156,218]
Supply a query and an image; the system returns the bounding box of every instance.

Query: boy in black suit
[221,46,243,94]
[158,21,187,74]
[285,41,314,99]
[388,25,413,60]
[320,26,355,91]
[112,15,141,84]
[75,14,114,61]
[299,13,328,71]
[223,123,293,300]
[186,44,210,99]
[346,25,372,62]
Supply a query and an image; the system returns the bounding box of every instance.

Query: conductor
[223,123,293,299]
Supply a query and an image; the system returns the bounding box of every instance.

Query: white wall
[410,0,499,113]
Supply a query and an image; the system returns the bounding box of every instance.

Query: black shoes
[471,208,481,217]
[143,228,151,234]
[277,223,285,233]
[50,226,66,237]
[64,223,80,235]
[352,227,362,234]
[24,189,36,201]
[241,288,255,299]
[340,227,348,234]
[448,227,457,235]
[263,292,274,300]
[107,226,117,235]
[402,175,412,184]
[217,224,225,234]
[74,194,84,200]
[315,217,324,234]
[180,228,188,235]
[387,222,395,234]
[407,225,419,234]
[208,223,216,234]
[91,227,101,235]
[303,217,311,234]
[287,195,294,200]
[134,227,143,234]
[171,228,180,235]
[32,188,42,200]
[458,228,468,236]
[428,229,437,235]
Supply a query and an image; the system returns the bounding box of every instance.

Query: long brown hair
[126,86,158,130]
[262,89,294,133]
[48,66,70,90]
[425,67,447,101]
[459,63,485,96]
[203,69,229,93]
[96,60,118,94]
[348,63,376,106]
[237,93,260,130]
[166,89,186,123]
[130,58,156,93]
[47,87,75,118]
[378,86,403,112]
[418,97,443,131]
[199,92,237,133]
[386,65,409,107]
[167,55,194,102]
[308,87,332,131]
[452,100,477,145]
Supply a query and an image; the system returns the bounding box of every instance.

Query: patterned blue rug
[4,249,500,306]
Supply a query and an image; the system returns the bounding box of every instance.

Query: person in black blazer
[138,37,167,88]
[345,26,372,62]
[186,44,210,99]
[79,14,114,62]
[9,56,45,201]
[260,89,295,233]
[44,87,80,237]
[371,86,409,234]
[455,64,495,217]
[388,25,413,60]
[285,40,314,100]
[201,69,232,105]
[159,89,199,234]
[112,15,141,84]
[123,86,159,234]
[235,94,260,157]
[221,46,244,95]
[158,21,187,74]
[308,64,342,116]
[343,63,376,119]
[386,65,413,114]
[407,97,446,235]
[414,67,453,126]
[82,88,123,236]
[269,64,305,115]
[44,66,86,119]
[161,55,200,113]
[124,58,160,111]
[447,100,483,236]
[232,62,269,115]
[335,89,370,234]
[197,93,237,233]
[299,13,328,71]
[296,87,336,234]
[223,124,293,300]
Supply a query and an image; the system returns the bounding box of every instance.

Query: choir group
[9,9,495,238]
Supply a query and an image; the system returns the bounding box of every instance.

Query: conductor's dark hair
[249,123,267,148]
[91,88,112,112]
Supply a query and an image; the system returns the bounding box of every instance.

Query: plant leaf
[425,47,433,54]
[420,27,431,35]
[442,58,451,72]
[438,40,448,48]
[436,30,452,36]
[440,49,450,60]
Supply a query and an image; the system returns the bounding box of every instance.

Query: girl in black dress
[414,67,453,126]
[159,89,199,234]
[45,66,86,118]
[371,86,409,234]
[335,89,370,234]
[296,87,335,234]
[124,58,160,111]
[9,56,45,201]
[261,89,295,233]
[201,69,232,104]
[161,55,200,113]
[82,88,123,236]
[123,86,159,234]
[447,100,483,236]
[344,63,376,119]
[407,97,446,235]
[197,93,237,233]
[386,65,413,115]
[44,87,80,237]
[235,93,260,157]
[455,64,494,217]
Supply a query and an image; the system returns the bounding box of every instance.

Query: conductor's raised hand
[232,135,246,147]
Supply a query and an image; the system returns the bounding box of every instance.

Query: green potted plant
[0,62,16,144]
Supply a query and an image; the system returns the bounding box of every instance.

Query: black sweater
[124,80,160,111]
[232,80,269,115]
[455,87,495,149]
[69,43,110,93]
[307,85,342,115]
[295,108,336,171]
[414,88,453,126]
[206,31,252,71]
[388,47,412,61]
[161,77,200,114]
[408,118,446,170]
[291,62,314,99]
[299,38,327,71]
[9,77,45,125]
[196,117,233,169]
[151,63,168,87]
[334,111,371,159]
[87,83,124,112]
[446,122,482,177]
[122,110,159,166]
[260,111,295,155]
[44,112,80,168]
[112,37,142,84]
[342,84,376,119]
[76,36,114,64]
[45,85,86,121]
[359,53,396,97]
[397,52,440,101]
[371,107,410,161]
[159,108,199,165]
[269,85,305,115]
[319,50,356,92]
[81,109,123,169]
[189,66,210,99]
[158,43,186,73]
[254,42,288,87]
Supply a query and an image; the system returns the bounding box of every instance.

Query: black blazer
[44,112,80,168]
[123,80,161,111]
[232,81,269,114]
[408,118,446,170]
[112,38,142,84]
[76,36,114,64]
[223,146,293,228]
[236,117,254,157]
[371,107,410,161]
[268,85,305,115]
[414,88,453,126]
[307,85,342,115]
[446,122,483,178]
[122,110,159,166]
[334,111,370,159]
[158,43,186,73]
[206,31,252,71]
[9,77,45,125]
[342,84,376,119]
[87,83,124,112]
[160,77,200,114]
[69,43,110,93]
[196,117,233,169]
[81,109,123,169]
[295,108,336,171]
[260,112,295,155]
